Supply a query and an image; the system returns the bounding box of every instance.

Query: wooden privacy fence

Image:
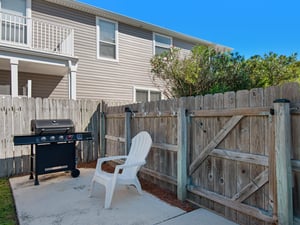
[0,97,105,177]
[1,83,300,225]
[102,82,300,225]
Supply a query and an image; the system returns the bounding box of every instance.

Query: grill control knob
[59,135,64,141]
[50,136,56,141]
[67,135,73,140]
[40,136,47,142]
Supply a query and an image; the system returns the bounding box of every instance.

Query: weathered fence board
[249,88,266,225]
[264,85,277,221]
[235,90,251,224]
[224,92,238,222]
[202,94,214,209]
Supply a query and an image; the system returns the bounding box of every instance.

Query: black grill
[31,119,75,134]
[14,119,93,185]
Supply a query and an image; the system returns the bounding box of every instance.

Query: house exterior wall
[0,70,10,95]
[28,0,198,101]
[0,69,68,97]
[19,73,68,98]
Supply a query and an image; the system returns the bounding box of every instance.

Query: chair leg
[89,179,95,197]
[104,185,114,209]
[134,178,143,195]
[104,174,119,209]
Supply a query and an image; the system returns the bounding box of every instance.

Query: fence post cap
[125,107,131,113]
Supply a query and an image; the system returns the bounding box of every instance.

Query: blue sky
[78,0,300,59]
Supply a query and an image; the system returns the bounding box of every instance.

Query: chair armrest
[114,160,146,173]
[96,155,128,171]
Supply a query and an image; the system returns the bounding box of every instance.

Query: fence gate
[186,104,276,224]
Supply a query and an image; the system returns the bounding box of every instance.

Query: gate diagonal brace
[189,115,244,175]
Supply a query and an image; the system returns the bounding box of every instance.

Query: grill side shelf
[13,132,93,145]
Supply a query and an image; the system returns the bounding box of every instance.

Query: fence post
[100,101,106,157]
[273,99,293,225]
[100,111,106,157]
[177,107,188,201]
[124,107,132,155]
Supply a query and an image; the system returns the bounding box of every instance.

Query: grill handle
[40,127,71,134]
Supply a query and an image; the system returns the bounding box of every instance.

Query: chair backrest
[122,131,152,178]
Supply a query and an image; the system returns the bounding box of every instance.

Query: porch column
[68,62,77,100]
[69,68,77,100]
[69,60,77,100]
[27,80,32,98]
[10,58,19,97]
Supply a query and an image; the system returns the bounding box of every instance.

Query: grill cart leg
[35,148,39,185]
[29,144,34,180]
[71,147,80,178]
[34,175,39,185]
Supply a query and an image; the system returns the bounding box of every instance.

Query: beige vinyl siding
[0,70,10,95]
[174,38,195,58]
[174,38,195,50]
[31,0,197,100]
[18,73,68,98]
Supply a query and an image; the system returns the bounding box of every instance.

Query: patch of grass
[0,178,18,225]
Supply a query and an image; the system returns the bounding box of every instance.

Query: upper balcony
[0,11,74,57]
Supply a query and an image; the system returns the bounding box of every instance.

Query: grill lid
[31,119,75,134]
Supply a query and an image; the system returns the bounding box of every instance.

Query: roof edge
[44,0,233,51]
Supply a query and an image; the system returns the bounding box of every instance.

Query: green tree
[150,45,250,97]
[150,46,300,98]
[246,52,300,88]
[150,47,198,98]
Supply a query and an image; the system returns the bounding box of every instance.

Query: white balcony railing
[1,12,74,56]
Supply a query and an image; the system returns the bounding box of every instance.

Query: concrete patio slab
[10,168,185,225]
[10,168,238,225]
[159,208,238,225]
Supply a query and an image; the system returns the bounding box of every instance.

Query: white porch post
[10,58,19,97]
[27,80,32,98]
[68,61,77,100]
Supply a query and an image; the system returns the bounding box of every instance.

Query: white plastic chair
[89,131,152,208]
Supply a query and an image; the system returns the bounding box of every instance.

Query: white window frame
[96,17,119,61]
[0,0,31,16]
[153,32,172,55]
[133,86,163,103]
[0,0,32,45]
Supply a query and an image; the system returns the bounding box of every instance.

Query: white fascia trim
[96,16,119,62]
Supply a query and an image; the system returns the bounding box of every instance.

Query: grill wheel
[71,169,80,178]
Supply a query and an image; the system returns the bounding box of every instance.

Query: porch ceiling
[0,58,68,76]
[0,45,78,76]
